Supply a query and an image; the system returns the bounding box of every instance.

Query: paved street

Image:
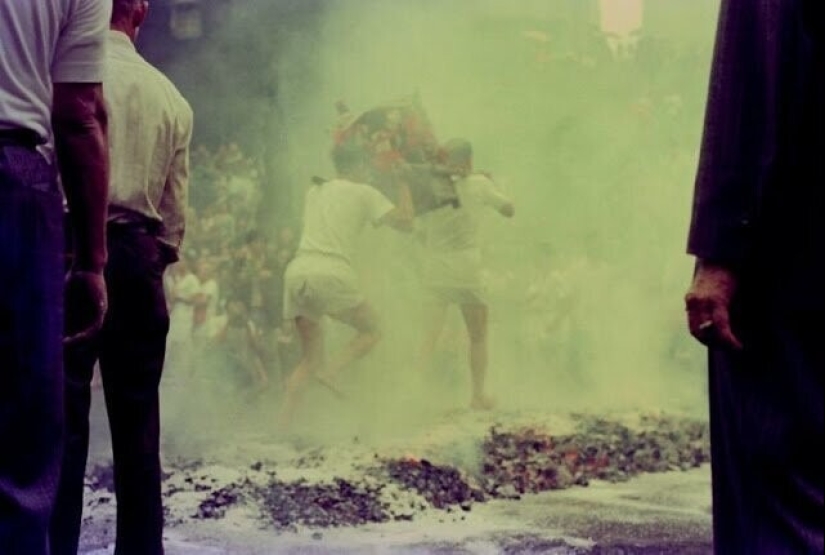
[82,466,712,554]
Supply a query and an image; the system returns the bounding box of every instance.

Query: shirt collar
[107,30,136,52]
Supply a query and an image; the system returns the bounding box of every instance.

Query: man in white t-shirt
[1,2,109,553]
[276,145,414,430]
[417,139,514,410]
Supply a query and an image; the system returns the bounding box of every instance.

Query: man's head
[440,138,473,176]
[195,257,214,280]
[111,0,148,40]
[331,144,370,182]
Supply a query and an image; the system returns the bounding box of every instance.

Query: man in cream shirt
[50,2,193,554]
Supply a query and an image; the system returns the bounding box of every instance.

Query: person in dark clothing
[50,2,193,554]
[685,1,823,553]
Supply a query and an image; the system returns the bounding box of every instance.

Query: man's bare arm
[53,82,109,273]
[379,182,415,232]
[53,82,109,343]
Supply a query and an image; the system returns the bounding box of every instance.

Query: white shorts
[426,285,487,306]
[283,253,365,321]
[421,248,487,305]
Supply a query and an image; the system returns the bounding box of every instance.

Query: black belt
[107,219,161,236]
[0,128,45,149]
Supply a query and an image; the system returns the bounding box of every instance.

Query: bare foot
[470,395,495,411]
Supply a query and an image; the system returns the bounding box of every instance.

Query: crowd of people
[163,143,301,398]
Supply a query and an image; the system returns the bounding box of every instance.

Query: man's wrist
[71,247,106,272]
[694,258,738,298]
[71,258,106,274]
[70,267,105,277]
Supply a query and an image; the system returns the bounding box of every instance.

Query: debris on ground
[385,458,485,509]
[82,413,710,531]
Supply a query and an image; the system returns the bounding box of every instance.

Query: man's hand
[64,270,107,345]
[684,260,743,350]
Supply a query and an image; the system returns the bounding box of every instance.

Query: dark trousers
[709,309,824,554]
[0,142,63,555]
[50,225,169,555]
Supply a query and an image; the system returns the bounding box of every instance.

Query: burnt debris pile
[86,414,709,530]
[386,458,486,510]
[257,478,388,528]
[480,414,710,498]
[196,485,242,519]
[87,463,116,493]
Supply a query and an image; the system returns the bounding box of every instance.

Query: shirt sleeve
[157,98,194,259]
[52,0,111,83]
[686,0,767,264]
[361,184,395,225]
[469,174,511,211]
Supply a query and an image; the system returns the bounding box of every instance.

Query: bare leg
[275,316,323,431]
[460,303,494,410]
[419,301,449,373]
[321,302,381,382]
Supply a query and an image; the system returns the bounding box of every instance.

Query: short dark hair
[331,144,368,175]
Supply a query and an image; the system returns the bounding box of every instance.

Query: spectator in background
[684,0,823,553]
[165,255,200,376]
[242,231,283,384]
[278,224,297,255]
[214,293,269,396]
[1,2,110,553]
[50,1,193,553]
[193,257,221,343]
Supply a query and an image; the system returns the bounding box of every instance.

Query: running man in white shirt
[417,139,514,410]
[276,145,414,430]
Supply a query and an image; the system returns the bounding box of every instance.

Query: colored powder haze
[152,0,720,454]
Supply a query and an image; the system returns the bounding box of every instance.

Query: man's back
[104,30,192,252]
[297,179,393,264]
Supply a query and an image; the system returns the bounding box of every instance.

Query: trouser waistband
[107,219,161,236]
[0,128,45,149]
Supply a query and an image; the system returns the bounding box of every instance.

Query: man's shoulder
[325,178,376,196]
[462,173,495,187]
[140,62,190,108]
[108,52,192,118]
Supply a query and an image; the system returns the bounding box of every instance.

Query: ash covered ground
[80,409,711,553]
